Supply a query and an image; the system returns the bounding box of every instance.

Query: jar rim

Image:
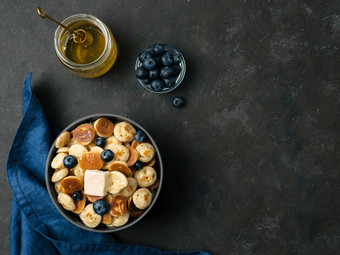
[54,14,110,70]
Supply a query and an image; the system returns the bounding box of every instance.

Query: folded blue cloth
[7,73,209,255]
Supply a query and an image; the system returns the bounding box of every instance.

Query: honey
[62,22,105,64]
[54,14,117,78]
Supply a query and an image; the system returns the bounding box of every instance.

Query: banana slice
[90,146,104,155]
[113,121,136,142]
[94,118,115,138]
[102,213,113,225]
[107,195,127,217]
[128,196,143,217]
[108,161,132,177]
[108,171,128,194]
[58,193,76,211]
[57,147,70,154]
[73,194,86,214]
[134,166,157,188]
[133,188,153,210]
[51,153,68,169]
[54,181,65,194]
[86,194,104,203]
[73,164,84,180]
[79,203,102,228]
[60,176,84,195]
[131,140,141,149]
[126,147,138,167]
[106,213,129,227]
[135,143,155,163]
[69,144,88,158]
[78,152,104,170]
[119,177,137,199]
[51,168,69,183]
[111,144,130,161]
[73,123,95,145]
[66,137,78,147]
[55,131,71,149]
[104,136,122,151]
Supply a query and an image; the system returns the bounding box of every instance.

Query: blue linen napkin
[7,73,209,255]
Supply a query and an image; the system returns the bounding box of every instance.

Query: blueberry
[151,79,164,92]
[135,67,148,79]
[154,56,162,67]
[93,199,110,215]
[101,149,114,162]
[143,58,157,70]
[72,191,83,202]
[153,44,165,56]
[134,130,146,142]
[160,66,174,79]
[172,97,184,108]
[149,69,159,79]
[134,161,144,170]
[143,78,152,85]
[63,155,77,169]
[172,65,182,76]
[95,137,106,148]
[161,53,173,66]
[173,53,182,64]
[139,51,153,62]
[163,77,177,88]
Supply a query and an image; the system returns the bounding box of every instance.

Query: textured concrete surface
[0,0,339,254]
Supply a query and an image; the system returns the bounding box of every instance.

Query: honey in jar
[54,14,117,78]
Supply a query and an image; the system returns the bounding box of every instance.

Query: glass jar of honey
[54,14,117,78]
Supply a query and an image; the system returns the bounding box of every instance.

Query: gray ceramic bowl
[45,113,163,233]
[135,44,186,93]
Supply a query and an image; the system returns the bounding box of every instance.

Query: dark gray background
[1,0,339,254]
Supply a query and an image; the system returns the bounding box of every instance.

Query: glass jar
[54,14,117,78]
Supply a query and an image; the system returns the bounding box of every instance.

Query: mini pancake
[69,144,88,158]
[73,194,86,214]
[128,196,143,217]
[135,143,155,163]
[108,161,132,177]
[133,188,153,210]
[51,168,69,183]
[51,153,68,169]
[79,204,102,228]
[113,121,136,143]
[78,152,104,170]
[94,118,114,138]
[86,194,104,202]
[58,193,76,211]
[131,140,141,149]
[57,147,70,154]
[119,178,137,199]
[108,171,128,194]
[126,147,138,167]
[108,195,127,217]
[60,176,84,195]
[55,131,71,149]
[134,166,157,188]
[73,124,95,145]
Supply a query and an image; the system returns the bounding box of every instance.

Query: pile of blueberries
[135,44,183,92]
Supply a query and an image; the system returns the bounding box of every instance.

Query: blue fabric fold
[7,73,209,255]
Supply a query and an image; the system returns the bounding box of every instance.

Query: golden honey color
[54,14,117,78]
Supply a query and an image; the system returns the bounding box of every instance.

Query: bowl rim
[45,113,163,233]
[135,43,186,94]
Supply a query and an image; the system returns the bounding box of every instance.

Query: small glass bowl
[135,44,186,94]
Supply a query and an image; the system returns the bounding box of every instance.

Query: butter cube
[84,170,110,196]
